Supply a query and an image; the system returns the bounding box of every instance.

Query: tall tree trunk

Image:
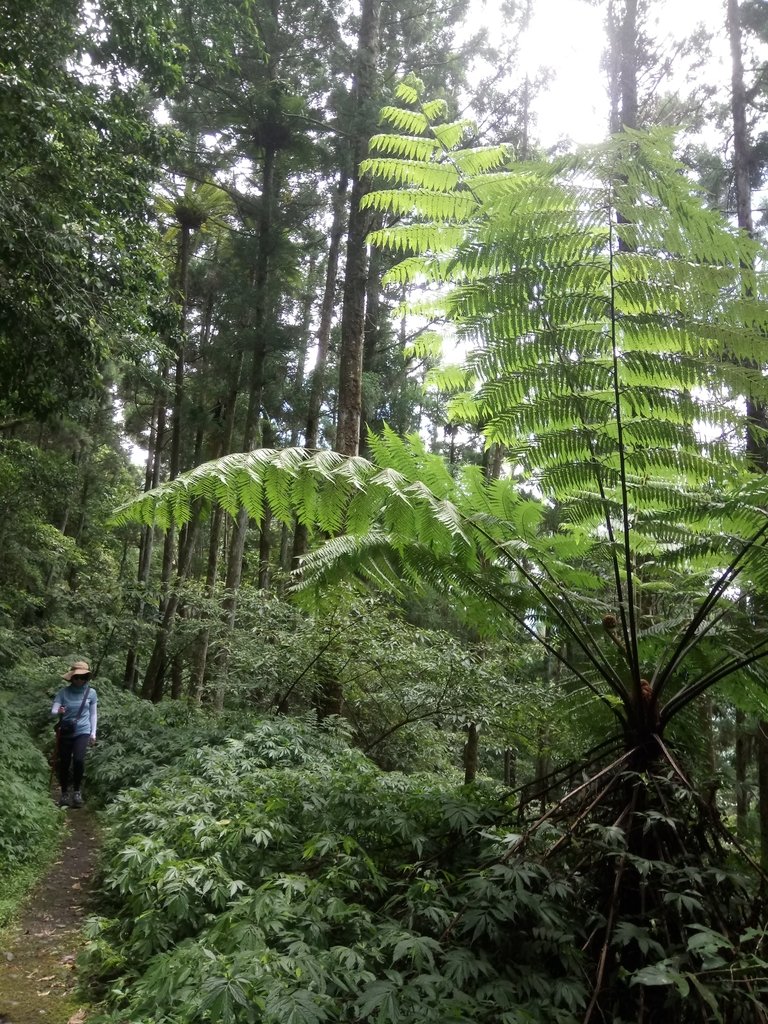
[358,240,382,456]
[335,0,382,457]
[758,720,768,871]
[140,221,193,702]
[463,722,479,784]
[124,383,165,689]
[293,170,349,565]
[619,0,638,130]
[735,707,750,838]
[292,252,318,431]
[323,0,383,717]
[257,419,276,591]
[219,148,279,664]
[305,170,349,451]
[729,0,768,870]
[607,0,638,132]
[141,514,200,703]
[504,747,516,787]
[191,355,243,703]
[728,0,753,240]
[727,0,767,464]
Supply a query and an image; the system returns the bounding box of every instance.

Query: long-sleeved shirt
[51,685,98,739]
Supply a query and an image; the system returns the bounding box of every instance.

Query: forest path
[0,799,99,1024]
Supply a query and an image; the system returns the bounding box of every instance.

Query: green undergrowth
[83,718,536,1024]
[4,668,256,807]
[81,718,768,1024]
[0,664,251,925]
[0,823,61,930]
[0,699,60,926]
[82,682,257,805]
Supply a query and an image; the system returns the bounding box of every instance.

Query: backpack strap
[75,685,91,721]
[63,685,90,727]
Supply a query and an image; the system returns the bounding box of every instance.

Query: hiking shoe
[58,790,70,807]
[71,790,83,808]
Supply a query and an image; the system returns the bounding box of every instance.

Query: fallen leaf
[67,1010,87,1024]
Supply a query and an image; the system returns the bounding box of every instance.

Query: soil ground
[0,797,99,1024]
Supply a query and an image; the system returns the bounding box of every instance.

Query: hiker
[51,659,98,808]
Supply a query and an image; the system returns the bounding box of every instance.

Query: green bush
[0,699,60,924]
[82,716,768,1024]
[83,682,255,804]
[83,718,590,1024]
[0,702,58,870]
[0,667,253,807]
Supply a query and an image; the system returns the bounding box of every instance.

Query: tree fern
[112,83,768,750]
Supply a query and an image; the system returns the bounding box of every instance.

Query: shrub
[0,702,58,870]
[83,718,591,1024]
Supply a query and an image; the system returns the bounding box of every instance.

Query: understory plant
[0,699,59,925]
[83,721,767,1024]
[113,85,768,1020]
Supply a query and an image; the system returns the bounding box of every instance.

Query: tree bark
[124,390,165,690]
[728,0,753,239]
[305,170,349,451]
[141,513,200,703]
[216,146,280,706]
[504,747,516,788]
[190,354,243,702]
[735,707,750,838]
[358,239,382,456]
[140,221,193,702]
[463,722,479,784]
[292,172,349,566]
[335,0,382,457]
[607,0,638,132]
[758,720,768,871]
[729,0,768,871]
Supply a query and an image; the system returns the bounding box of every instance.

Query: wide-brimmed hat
[62,660,91,681]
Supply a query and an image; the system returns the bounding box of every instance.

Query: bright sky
[471,0,732,146]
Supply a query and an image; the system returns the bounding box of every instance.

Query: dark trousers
[58,732,89,792]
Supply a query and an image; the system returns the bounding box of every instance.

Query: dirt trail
[0,802,100,1024]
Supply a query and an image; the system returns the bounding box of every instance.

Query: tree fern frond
[361,158,459,192]
[431,119,473,150]
[368,132,441,161]
[393,81,420,105]
[367,223,468,255]
[113,103,768,731]
[421,98,448,121]
[362,188,479,223]
[450,145,510,176]
[377,106,429,134]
